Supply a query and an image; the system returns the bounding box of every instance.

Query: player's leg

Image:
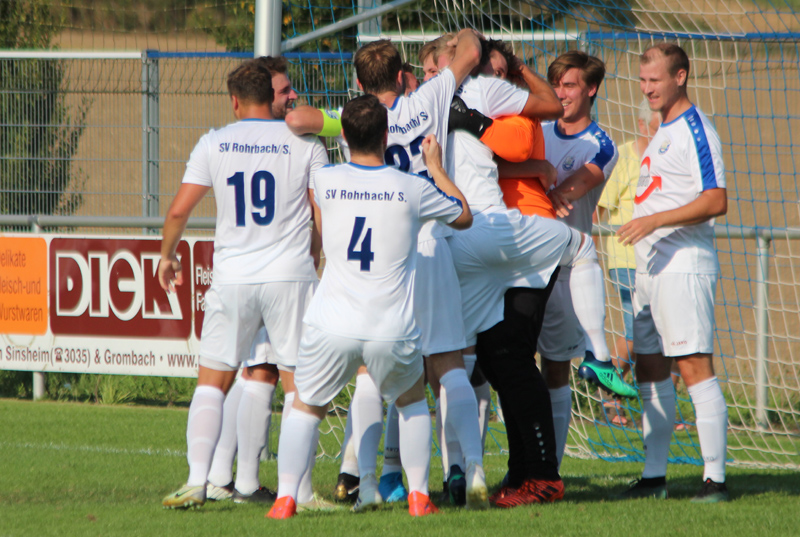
[232,362,279,503]
[617,272,672,499]
[557,228,637,398]
[205,374,244,500]
[351,371,384,503]
[476,284,564,508]
[163,285,258,509]
[269,327,362,519]
[468,360,492,452]
[334,403,360,502]
[669,274,728,502]
[427,349,486,508]
[378,402,407,502]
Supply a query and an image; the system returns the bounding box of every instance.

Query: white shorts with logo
[199,280,316,371]
[447,207,578,345]
[632,272,717,357]
[537,268,585,361]
[415,237,467,355]
[295,324,424,406]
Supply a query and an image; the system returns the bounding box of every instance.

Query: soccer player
[159,58,328,509]
[536,51,624,467]
[202,55,328,507]
[616,43,729,502]
[596,99,660,427]
[266,95,473,519]
[286,32,488,508]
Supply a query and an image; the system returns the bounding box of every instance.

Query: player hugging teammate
[160,35,729,517]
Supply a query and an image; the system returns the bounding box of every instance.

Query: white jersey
[543,120,618,233]
[446,76,530,212]
[384,69,458,241]
[305,162,464,341]
[633,105,725,275]
[182,119,328,284]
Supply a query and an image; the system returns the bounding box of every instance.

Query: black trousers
[475,268,560,484]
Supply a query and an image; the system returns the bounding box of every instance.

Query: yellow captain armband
[317,108,342,137]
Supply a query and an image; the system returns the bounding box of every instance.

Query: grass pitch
[2,399,799,537]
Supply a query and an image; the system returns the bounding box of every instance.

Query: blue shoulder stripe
[588,123,616,170]
[414,173,463,209]
[685,107,718,191]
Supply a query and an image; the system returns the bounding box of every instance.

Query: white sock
[439,378,463,472]
[276,408,321,500]
[339,402,359,476]
[207,378,244,487]
[463,353,477,378]
[640,379,675,478]
[435,397,448,476]
[397,399,432,495]
[234,379,275,495]
[569,261,611,362]
[473,381,491,452]
[549,385,572,468]
[381,404,402,476]
[352,374,383,479]
[688,377,728,483]
[297,426,319,503]
[186,385,225,487]
[440,369,483,468]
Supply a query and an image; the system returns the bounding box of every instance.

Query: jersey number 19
[227,170,275,227]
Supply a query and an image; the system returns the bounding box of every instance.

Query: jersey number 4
[347,217,374,272]
[227,171,275,227]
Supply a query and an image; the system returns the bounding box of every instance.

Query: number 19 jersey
[305,163,464,341]
[182,119,328,284]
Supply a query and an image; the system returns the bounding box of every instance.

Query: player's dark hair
[255,55,289,77]
[354,40,403,94]
[641,43,691,83]
[341,94,387,156]
[547,50,606,105]
[227,59,274,105]
[486,39,515,78]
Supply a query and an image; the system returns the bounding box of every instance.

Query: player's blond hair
[418,33,455,65]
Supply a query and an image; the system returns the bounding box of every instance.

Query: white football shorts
[415,237,467,355]
[447,207,577,345]
[537,269,585,361]
[294,325,424,406]
[632,272,717,357]
[199,280,316,371]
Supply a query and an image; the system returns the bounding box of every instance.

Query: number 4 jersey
[182,119,328,284]
[305,163,464,341]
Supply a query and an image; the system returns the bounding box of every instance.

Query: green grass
[2,399,799,537]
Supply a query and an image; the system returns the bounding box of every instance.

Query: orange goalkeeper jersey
[482,116,556,219]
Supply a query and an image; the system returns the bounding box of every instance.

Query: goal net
[2,0,798,469]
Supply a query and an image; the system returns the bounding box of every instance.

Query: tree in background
[0,0,89,217]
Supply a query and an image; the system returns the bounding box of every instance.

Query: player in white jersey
[615,43,729,502]
[535,51,621,467]
[159,58,328,509]
[266,95,477,519]
[285,32,486,506]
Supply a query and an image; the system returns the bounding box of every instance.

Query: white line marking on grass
[1,441,186,458]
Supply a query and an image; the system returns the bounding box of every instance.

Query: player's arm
[285,105,342,137]
[448,101,537,163]
[497,158,557,190]
[511,57,563,121]
[159,183,210,292]
[617,187,727,246]
[547,163,606,218]
[446,29,482,87]
[420,134,472,229]
[308,188,323,269]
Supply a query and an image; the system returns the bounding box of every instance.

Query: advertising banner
[1,234,214,378]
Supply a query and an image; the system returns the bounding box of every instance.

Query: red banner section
[49,238,194,339]
[192,241,214,340]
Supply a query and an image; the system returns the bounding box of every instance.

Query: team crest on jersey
[658,139,671,154]
[562,156,575,171]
